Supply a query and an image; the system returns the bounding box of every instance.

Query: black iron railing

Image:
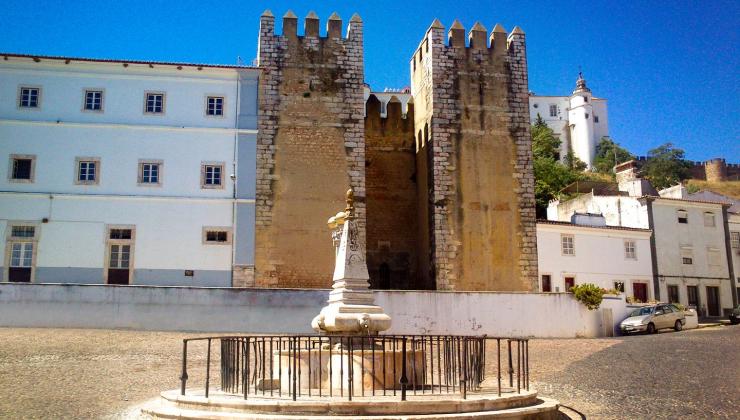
[179,335,529,401]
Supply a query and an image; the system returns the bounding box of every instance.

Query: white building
[537,218,653,300]
[0,53,259,286]
[529,73,609,168]
[547,164,738,316]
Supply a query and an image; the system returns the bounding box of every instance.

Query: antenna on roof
[237,56,244,66]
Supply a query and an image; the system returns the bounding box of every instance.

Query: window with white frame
[75,158,99,185]
[144,92,165,114]
[6,223,38,282]
[624,240,637,259]
[731,231,740,248]
[561,234,575,256]
[201,163,224,188]
[18,87,40,108]
[84,90,103,111]
[681,247,693,265]
[9,155,35,182]
[138,160,162,185]
[703,212,716,227]
[549,104,558,117]
[203,227,231,244]
[677,210,688,224]
[707,248,721,267]
[206,96,224,116]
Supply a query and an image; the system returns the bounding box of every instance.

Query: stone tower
[364,94,421,289]
[255,11,366,287]
[705,158,728,183]
[410,20,538,291]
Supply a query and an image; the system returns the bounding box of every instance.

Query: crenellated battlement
[258,9,362,42]
[409,19,525,76]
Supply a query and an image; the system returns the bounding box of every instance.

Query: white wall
[0,193,233,282]
[0,283,631,338]
[537,223,653,297]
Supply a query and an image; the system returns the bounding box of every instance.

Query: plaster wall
[0,283,631,338]
[536,223,653,295]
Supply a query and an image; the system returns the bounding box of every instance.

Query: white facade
[0,54,259,286]
[536,221,653,300]
[529,74,609,168]
[729,212,740,302]
[548,187,737,315]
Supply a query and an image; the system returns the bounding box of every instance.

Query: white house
[0,53,260,287]
[537,218,653,301]
[547,164,738,316]
[529,73,609,168]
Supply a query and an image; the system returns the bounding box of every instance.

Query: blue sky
[2,0,738,161]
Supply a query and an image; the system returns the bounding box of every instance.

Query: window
[203,227,231,245]
[707,248,721,267]
[109,229,132,240]
[18,86,40,108]
[144,92,165,114]
[201,162,224,189]
[9,154,35,182]
[11,226,35,238]
[731,232,740,248]
[614,281,625,293]
[75,158,99,185]
[682,257,693,265]
[564,276,575,292]
[109,244,131,269]
[83,90,103,111]
[594,115,599,123]
[541,275,552,292]
[703,212,716,227]
[138,160,162,185]
[667,285,679,304]
[206,96,224,116]
[549,104,558,117]
[677,210,688,224]
[583,96,588,102]
[561,234,575,256]
[624,240,637,259]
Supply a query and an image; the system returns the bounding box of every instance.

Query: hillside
[687,180,740,199]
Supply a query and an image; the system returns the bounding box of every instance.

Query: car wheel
[647,323,656,334]
[674,320,682,332]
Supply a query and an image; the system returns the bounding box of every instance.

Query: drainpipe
[645,198,661,301]
[721,206,738,307]
[230,72,241,287]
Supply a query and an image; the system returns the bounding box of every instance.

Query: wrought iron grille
[179,335,529,401]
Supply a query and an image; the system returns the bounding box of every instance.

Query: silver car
[620,304,686,335]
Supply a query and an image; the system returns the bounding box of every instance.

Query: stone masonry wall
[365,97,420,289]
[255,11,366,288]
[410,20,538,291]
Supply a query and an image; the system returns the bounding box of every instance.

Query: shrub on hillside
[570,283,605,310]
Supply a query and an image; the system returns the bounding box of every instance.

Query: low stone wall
[0,283,629,338]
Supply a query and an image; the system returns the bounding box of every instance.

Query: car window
[669,305,681,312]
[655,305,666,314]
[663,306,673,313]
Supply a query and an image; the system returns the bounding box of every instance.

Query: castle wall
[365,98,421,289]
[255,12,366,288]
[410,22,538,291]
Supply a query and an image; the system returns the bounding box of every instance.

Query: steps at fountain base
[140,389,561,419]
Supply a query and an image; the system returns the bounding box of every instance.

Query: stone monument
[311,188,392,335]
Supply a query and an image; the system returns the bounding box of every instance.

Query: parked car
[620,303,686,334]
[730,305,740,325]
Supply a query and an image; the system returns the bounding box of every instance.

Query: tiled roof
[1,52,260,70]
[537,220,651,233]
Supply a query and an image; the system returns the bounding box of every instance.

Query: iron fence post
[180,340,188,396]
[400,337,408,401]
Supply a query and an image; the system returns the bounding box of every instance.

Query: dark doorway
[107,244,131,285]
[378,263,391,290]
[541,275,552,292]
[706,286,720,317]
[687,285,699,308]
[564,277,575,292]
[8,242,33,282]
[633,283,648,303]
[667,285,679,303]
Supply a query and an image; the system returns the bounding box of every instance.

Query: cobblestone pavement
[0,326,737,419]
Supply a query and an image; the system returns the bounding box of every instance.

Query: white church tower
[568,73,596,168]
[529,72,609,169]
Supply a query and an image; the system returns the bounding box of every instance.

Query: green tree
[564,151,588,172]
[593,137,635,174]
[531,114,561,160]
[643,143,691,190]
[531,115,583,217]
